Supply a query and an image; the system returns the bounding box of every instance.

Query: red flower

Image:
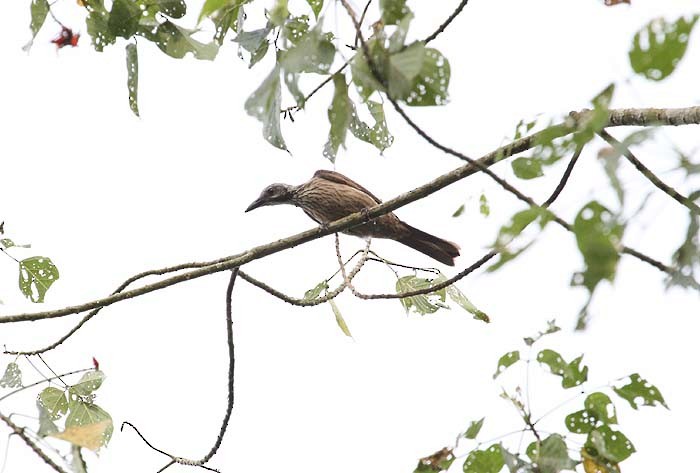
[51,27,80,48]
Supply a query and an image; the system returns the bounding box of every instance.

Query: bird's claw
[360,208,372,222]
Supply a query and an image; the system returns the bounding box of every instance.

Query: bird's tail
[398,223,461,266]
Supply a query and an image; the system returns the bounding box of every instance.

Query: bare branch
[0,413,69,473]
[598,129,700,215]
[423,0,471,44]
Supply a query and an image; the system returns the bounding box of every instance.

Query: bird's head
[245,183,295,212]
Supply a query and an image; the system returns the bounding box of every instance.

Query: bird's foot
[360,207,372,223]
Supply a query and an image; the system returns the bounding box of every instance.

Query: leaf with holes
[572,201,624,293]
[537,349,588,388]
[245,65,287,150]
[86,1,116,51]
[463,444,504,473]
[403,47,450,106]
[323,74,353,161]
[0,362,22,388]
[526,434,578,473]
[157,0,186,18]
[26,0,49,50]
[585,426,635,463]
[108,0,140,38]
[629,15,699,81]
[433,274,489,322]
[64,402,113,450]
[493,351,519,379]
[152,21,219,60]
[395,275,448,315]
[234,25,272,68]
[39,387,69,420]
[464,417,484,439]
[387,41,425,98]
[512,157,544,179]
[479,194,490,217]
[37,401,59,436]
[125,43,139,116]
[349,101,394,152]
[565,410,598,434]
[585,392,617,424]
[281,20,335,74]
[380,0,410,25]
[306,0,323,19]
[52,420,113,452]
[18,256,59,303]
[269,0,289,26]
[613,373,668,409]
[69,371,105,396]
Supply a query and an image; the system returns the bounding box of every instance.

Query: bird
[245,170,460,266]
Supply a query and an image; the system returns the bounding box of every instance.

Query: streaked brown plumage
[245,170,460,265]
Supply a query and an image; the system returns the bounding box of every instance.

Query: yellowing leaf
[50,420,113,451]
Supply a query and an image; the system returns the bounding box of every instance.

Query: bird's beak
[245,197,266,213]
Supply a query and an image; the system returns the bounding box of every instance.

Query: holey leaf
[403,47,450,106]
[18,256,59,303]
[64,402,113,450]
[629,15,699,81]
[38,387,69,420]
[245,65,287,150]
[280,19,335,74]
[51,420,113,452]
[537,349,588,388]
[0,362,22,388]
[24,0,49,50]
[572,201,624,293]
[152,21,219,60]
[349,101,394,153]
[526,434,578,473]
[323,73,352,162]
[612,373,668,409]
[493,351,519,379]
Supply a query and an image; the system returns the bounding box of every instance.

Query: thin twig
[0,367,92,403]
[120,270,240,472]
[598,129,700,215]
[423,0,470,44]
[0,412,69,473]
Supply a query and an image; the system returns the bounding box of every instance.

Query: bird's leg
[360,207,372,223]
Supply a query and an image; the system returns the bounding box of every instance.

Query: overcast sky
[1,1,699,472]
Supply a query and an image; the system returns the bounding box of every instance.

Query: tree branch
[0,412,69,473]
[423,0,471,44]
[598,129,700,215]
[1,108,698,325]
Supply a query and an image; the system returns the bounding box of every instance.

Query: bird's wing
[313,170,383,204]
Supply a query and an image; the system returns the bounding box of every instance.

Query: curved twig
[0,413,68,473]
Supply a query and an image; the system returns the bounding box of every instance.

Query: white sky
[1,0,699,472]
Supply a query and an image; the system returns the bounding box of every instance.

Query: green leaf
[157,0,187,18]
[209,2,247,44]
[29,0,50,38]
[349,101,394,152]
[284,71,306,108]
[126,43,139,117]
[0,362,22,388]
[306,0,323,19]
[403,47,450,106]
[464,418,484,439]
[38,387,69,420]
[537,350,588,388]
[629,15,698,81]
[387,41,426,98]
[479,194,490,217]
[269,0,289,26]
[18,256,59,303]
[152,21,220,60]
[572,201,624,293]
[69,371,105,396]
[245,65,287,150]
[303,280,329,300]
[598,129,655,208]
[612,373,668,409]
[586,426,635,463]
[486,244,534,273]
[463,444,504,473]
[108,0,140,38]
[198,0,240,24]
[280,20,335,74]
[438,275,489,322]
[523,319,560,346]
[414,448,455,473]
[565,409,598,434]
[234,25,272,68]
[495,207,553,247]
[501,447,534,473]
[323,74,353,162]
[395,275,448,315]
[388,11,413,53]
[282,15,310,45]
[526,434,578,473]
[329,299,352,337]
[380,0,410,25]
[512,157,544,179]
[493,351,519,379]
[350,38,386,100]
[585,392,617,424]
[37,401,59,437]
[669,190,700,287]
[452,205,465,218]
[65,401,113,448]
[86,1,116,52]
